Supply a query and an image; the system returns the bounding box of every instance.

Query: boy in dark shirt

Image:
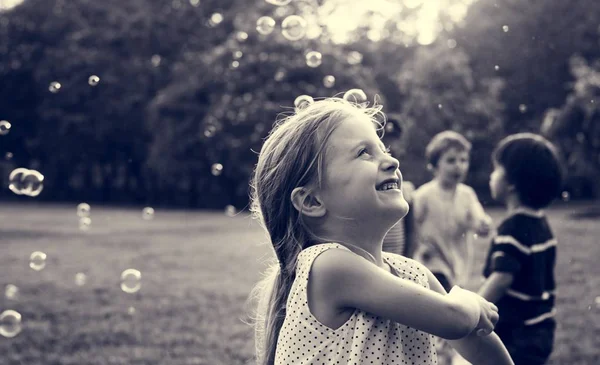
[479,133,564,365]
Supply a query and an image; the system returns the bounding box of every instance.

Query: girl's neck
[314,227,386,267]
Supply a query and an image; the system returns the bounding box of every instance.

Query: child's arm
[424,271,514,365]
[466,186,492,237]
[310,248,496,340]
[478,272,514,303]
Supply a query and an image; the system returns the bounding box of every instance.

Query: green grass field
[0,202,599,365]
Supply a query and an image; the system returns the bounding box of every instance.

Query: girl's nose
[382,155,400,171]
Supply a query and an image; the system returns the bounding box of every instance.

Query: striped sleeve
[490,235,526,273]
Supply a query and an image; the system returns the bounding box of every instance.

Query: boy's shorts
[495,318,556,365]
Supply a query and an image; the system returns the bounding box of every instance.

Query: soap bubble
[29,251,47,271]
[343,89,368,104]
[75,273,87,287]
[266,0,291,5]
[256,16,276,35]
[305,51,322,68]
[294,95,314,112]
[88,75,100,86]
[4,284,18,300]
[561,191,570,201]
[0,310,22,338]
[49,81,61,93]
[323,75,335,88]
[120,269,142,294]
[211,163,223,176]
[0,120,11,135]
[142,207,155,220]
[77,203,91,217]
[79,217,91,231]
[281,15,307,41]
[225,205,237,217]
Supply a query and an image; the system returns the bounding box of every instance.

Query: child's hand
[448,286,499,336]
[475,214,492,237]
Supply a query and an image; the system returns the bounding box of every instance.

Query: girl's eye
[358,148,369,157]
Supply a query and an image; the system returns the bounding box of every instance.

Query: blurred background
[0,0,599,364]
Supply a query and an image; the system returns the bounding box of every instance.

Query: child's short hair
[493,133,563,209]
[425,131,472,167]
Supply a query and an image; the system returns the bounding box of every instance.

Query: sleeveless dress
[274,243,437,364]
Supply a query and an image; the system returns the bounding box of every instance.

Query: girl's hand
[448,286,498,336]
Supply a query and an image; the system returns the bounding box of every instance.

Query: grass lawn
[0,202,599,364]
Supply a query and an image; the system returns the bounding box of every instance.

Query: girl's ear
[290,187,326,218]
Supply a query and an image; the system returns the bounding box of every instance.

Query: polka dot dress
[274,243,437,364]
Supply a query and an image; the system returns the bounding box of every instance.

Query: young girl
[247,98,513,365]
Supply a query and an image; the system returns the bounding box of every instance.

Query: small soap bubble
[0,310,22,338]
[266,0,291,5]
[151,54,162,67]
[29,251,47,271]
[347,51,363,65]
[518,104,527,113]
[281,15,307,41]
[20,170,44,197]
[88,75,100,86]
[142,207,155,220]
[294,95,314,111]
[447,39,457,49]
[77,203,91,217]
[49,81,61,93]
[211,163,223,176]
[343,89,368,104]
[127,306,136,316]
[385,123,395,133]
[256,16,276,35]
[438,104,443,109]
[5,152,13,160]
[494,65,500,71]
[120,269,142,294]
[225,205,237,217]
[79,217,91,231]
[235,31,248,42]
[595,296,600,307]
[502,25,509,32]
[305,51,322,68]
[233,50,243,59]
[323,75,335,88]
[189,0,200,6]
[75,273,87,287]
[209,12,223,26]
[561,191,570,201]
[203,125,217,138]
[0,120,11,135]
[231,60,240,69]
[4,284,18,300]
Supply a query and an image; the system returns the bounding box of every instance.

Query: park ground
[0,202,599,364]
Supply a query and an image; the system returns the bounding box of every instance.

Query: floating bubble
[281,15,307,41]
[343,89,368,104]
[518,104,527,113]
[323,75,335,88]
[88,75,100,86]
[438,104,443,109]
[0,310,22,338]
[127,306,136,316]
[77,203,91,217]
[142,207,155,220]
[0,120,11,135]
[294,95,314,111]
[151,54,162,67]
[561,191,570,201]
[211,163,223,176]
[235,31,248,42]
[494,65,500,71]
[231,60,240,69]
[75,273,87,287]
[19,170,44,197]
[502,25,509,32]
[347,51,363,65]
[209,12,223,26]
[385,123,395,133]
[447,39,457,49]
[256,16,276,35]
[29,251,47,271]
[79,217,91,231]
[225,205,237,217]
[5,152,13,160]
[49,81,61,93]
[274,69,286,81]
[595,296,600,307]
[233,51,243,59]
[189,0,200,6]
[204,125,217,138]
[266,0,291,5]
[305,51,322,68]
[8,168,28,195]
[120,269,142,294]
[4,284,18,300]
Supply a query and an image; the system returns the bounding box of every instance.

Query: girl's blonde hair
[247,97,385,365]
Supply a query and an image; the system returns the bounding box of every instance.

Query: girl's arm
[478,272,514,303]
[310,249,493,340]
[423,270,514,365]
[466,186,492,237]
